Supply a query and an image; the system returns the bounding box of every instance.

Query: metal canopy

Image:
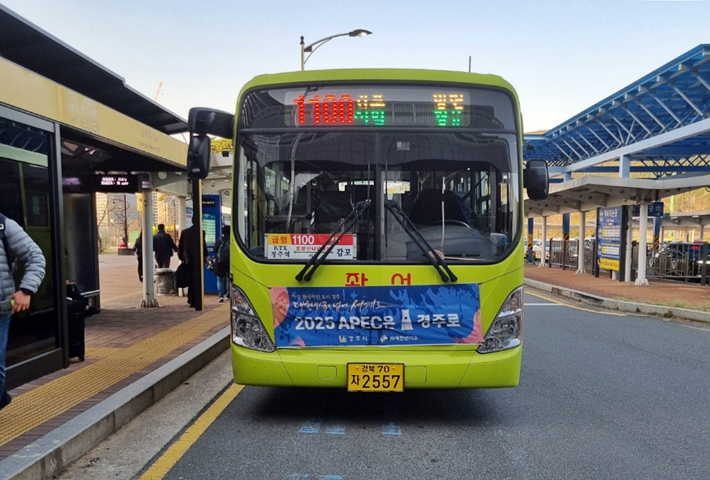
[60,134,185,174]
[524,45,710,179]
[524,175,710,218]
[0,5,188,136]
[662,210,710,228]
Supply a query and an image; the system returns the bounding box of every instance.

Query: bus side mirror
[187,135,211,179]
[188,107,234,139]
[524,159,549,201]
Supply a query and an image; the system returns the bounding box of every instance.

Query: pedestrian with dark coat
[0,213,46,411]
[133,232,143,282]
[213,225,231,302]
[178,224,207,309]
[153,224,178,269]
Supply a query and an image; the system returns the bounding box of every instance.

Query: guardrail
[641,242,709,284]
[532,239,708,286]
[547,239,583,270]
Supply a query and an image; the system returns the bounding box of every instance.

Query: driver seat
[408,190,474,227]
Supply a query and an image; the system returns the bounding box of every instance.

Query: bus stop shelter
[524,44,710,286]
[0,5,191,389]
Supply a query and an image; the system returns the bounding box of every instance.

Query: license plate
[347,363,404,392]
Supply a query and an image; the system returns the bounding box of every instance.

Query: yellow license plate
[347,363,404,392]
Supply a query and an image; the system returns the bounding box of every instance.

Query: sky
[2,0,710,133]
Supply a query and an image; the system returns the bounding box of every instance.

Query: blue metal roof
[524,45,710,178]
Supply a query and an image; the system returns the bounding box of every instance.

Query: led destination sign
[285,88,471,128]
[92,174,143,193]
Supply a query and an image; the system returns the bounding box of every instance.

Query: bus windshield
[234,84,520,264]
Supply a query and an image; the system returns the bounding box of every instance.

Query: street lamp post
[300,29,372,71]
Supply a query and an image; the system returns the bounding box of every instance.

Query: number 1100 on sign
[293,94,354,125]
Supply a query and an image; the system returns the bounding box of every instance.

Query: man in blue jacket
[0,213,46,411]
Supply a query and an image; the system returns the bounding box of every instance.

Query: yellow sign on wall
[599,258,619,271]
[0,57,187,166]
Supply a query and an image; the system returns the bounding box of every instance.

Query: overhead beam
[562,117,710,173]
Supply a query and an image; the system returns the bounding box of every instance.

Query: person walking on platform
[153,224,178,269]
[133,232,143,282]
[178,224,207,309]
[213,225,231,302]
[0,212,46,411]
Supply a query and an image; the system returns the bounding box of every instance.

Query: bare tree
[96,194,135,253]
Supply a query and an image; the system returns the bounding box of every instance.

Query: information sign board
[632,202,664,218]
[93,174,144,193]
[597,206,623,271]
[202,194,221,294]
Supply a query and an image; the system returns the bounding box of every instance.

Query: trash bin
[155,268,177,295]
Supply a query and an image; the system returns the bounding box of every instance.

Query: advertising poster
[271,284,482,347]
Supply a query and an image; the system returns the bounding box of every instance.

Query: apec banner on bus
[270,284,482,347]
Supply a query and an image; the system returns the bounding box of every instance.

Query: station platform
[0,254,231,480]
[524,262,710,321]
[0,255,708,480]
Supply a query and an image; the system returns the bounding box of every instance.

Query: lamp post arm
[299,30,371,71]
[305,33,349,52]
[303,33,348,67]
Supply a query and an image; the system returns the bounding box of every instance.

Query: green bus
[188,69,548,391]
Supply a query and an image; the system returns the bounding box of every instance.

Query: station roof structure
[0,4,188,136]
[524,44,710,180]
[662,210,710,229]
[524,175,710,218]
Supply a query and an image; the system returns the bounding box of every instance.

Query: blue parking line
[325,424,346,435]
[299,421,321,434]
[283,475,343,480]
[381,422,402,436]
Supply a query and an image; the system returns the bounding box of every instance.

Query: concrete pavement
[0,255,707,480]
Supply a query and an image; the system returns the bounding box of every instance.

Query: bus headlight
[478,287,523,354]
[230,285,275,353]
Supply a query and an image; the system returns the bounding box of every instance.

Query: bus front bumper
[231,344,521,389]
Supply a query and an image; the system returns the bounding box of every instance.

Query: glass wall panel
[0,117,57,365]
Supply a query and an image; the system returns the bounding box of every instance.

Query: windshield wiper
[385,200,457,283]
[295,199,371,282]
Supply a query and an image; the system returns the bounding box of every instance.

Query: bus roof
[239,68,518,103]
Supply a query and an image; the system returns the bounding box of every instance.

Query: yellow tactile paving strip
[86,347,123,358]
[0,304,229,447]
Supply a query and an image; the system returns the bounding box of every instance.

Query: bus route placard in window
[265,233,356,260]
